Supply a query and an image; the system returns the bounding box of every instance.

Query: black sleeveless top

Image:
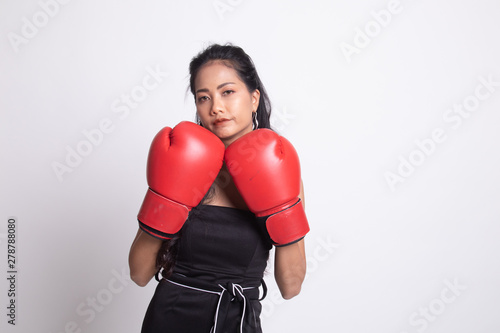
[142,205,272,333]
[175,204,271,284]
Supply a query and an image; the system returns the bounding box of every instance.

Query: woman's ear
[252,89,260,112]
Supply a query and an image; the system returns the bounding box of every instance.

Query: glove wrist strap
[258,199,310,246]
[137,189,190,240]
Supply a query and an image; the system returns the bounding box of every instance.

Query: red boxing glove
[224,129,310,246]
[138,121,224,239]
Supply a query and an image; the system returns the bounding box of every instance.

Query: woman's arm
[128,229,163,287]
[274,181,307,300]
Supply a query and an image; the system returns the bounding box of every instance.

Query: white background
[1,0,500,332]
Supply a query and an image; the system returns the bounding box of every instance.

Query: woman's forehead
[195,61,243,89]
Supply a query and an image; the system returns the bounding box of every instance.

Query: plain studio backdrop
[1,0,500,332]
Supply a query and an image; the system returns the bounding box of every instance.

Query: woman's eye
[222,90,234,96]
[197,96,209,103]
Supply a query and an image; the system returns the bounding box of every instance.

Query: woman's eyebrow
[196,82,236,94]
[217,82,235,89]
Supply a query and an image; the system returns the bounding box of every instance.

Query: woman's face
[194,61,260,146]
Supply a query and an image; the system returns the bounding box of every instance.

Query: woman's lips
[213,118,231,126]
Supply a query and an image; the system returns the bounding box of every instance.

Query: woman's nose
[210,96,224,115]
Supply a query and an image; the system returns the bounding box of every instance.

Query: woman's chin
[211,127,232,139]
